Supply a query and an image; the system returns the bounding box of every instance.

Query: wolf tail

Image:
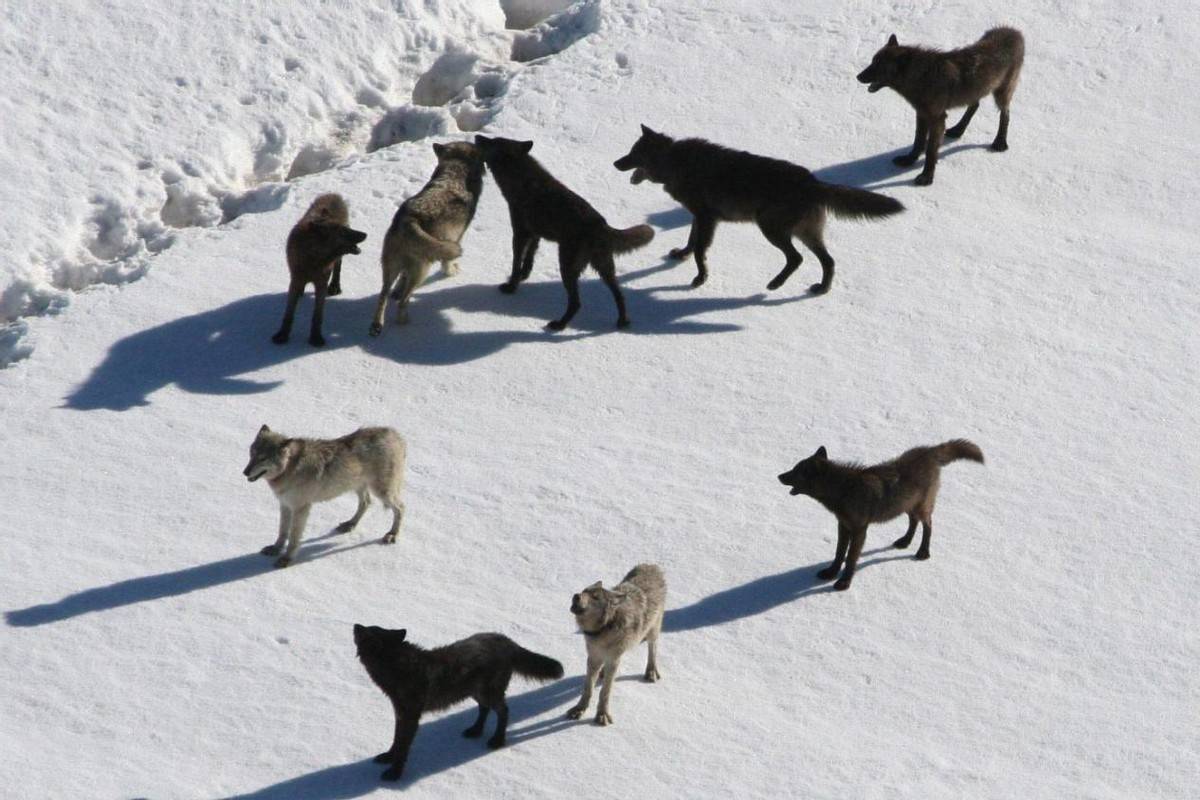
[815,182,905,221]
[512,647,565,682]
[607,224,655,254]
[934,439,985,466]
[401,219,463,261]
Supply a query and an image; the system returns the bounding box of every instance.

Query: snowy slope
[2,1,1198,798]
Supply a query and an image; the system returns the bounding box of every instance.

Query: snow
[2,1,1198,798]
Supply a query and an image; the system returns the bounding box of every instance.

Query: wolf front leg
[914,112,946,186]
[271,278,304,344]
[261,506,292,556]
[567,653,603,720]
[274,505,310,568]
[378,701,421,781]
[594,654,624,725]
[894,115,928,166]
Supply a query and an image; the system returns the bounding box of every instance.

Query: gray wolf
[272,193,368,346]
[778,440,984,591]
[568,563,666,726]
[369,142,485,335]
[242,425,406,567]
[856,28,1025,185]
[353,624,563,781]
[613,126,903,294]
[474,134,654,330]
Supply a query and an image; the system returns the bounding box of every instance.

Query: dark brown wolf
[777,440,984,591]
[272,193,367,346]
[353,624,564,781]
[856,28,1025,186]
[612,126,903,294]
[474,134,654,330]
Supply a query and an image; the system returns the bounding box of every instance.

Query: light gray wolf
[369,142,485,335]
[474,134,654,330]
[272,193,368,347]
[242,425,406,567]
[856,28,1025,185]
[613,126,903,294]
[354,624,563,781]
[777,440,984,590]
[568,563,666,726]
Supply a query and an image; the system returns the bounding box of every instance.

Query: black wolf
[353,624,564,781]
[475,134,654,330]
[778,440,984,590]
[272,193,367,346]
[856,28,1025,185]
[613,126,903,294]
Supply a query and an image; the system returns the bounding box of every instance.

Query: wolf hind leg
[462,703,489,738]
[370,257,403,336]
[893,514,918,549]
[945,103,979,139]
[486,698,509,749]
[644,620,662,682]
[337,489,371,533]
[272,278,305,344]
[757,215,803,291]
[593,249,630,329]
[547,244,586,331]
[795,214,835,295]
[380,499,405,544]
[991,74,1018,151]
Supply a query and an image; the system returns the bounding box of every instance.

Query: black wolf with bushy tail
[353,624,563,781]
[613,126,903,295]
[475,134,654,330]
[856,28,1025,185]
[778,440,984,591]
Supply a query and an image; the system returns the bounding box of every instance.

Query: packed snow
[1,1,1197,798]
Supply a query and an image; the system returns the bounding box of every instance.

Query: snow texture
[1,1,1198,799]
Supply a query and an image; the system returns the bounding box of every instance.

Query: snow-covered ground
[2,1,1197,798]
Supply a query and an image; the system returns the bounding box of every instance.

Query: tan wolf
[243,425,406,567]
[568,563,666,726]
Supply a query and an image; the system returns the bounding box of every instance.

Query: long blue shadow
[225,676,583,798]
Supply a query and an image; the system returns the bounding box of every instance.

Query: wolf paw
[914,550,931,561]
[462,726,484,739]
[893,153,919,167]
[644,668,660,683]
[833,577,853,591]
[566,704,587,720]
[668,247,692,261]
[273,556,292,569]
[498,281,518,294]
[691,273,708,288]
[616,317,631,329]
[816,565,840,580]
[808,282,831,295]
[546,319,568,332]
[260,544,282,556]
[595,711,613,726]
[327,284,342,297]
[335,521,357,534]
[271,331,289,345]
[990,141,1009,152]
[380,532,397,544]
[767,275,786,291]
[893,536,912,550]
[368,323,382,337]
[944,128,966,140]
[443,260,461,277]
[373,751,396,764]
[486,736,506,750]
[380,766,404,781]
[913,173,934,187]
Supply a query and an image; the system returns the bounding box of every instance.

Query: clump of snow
[500,0,579,30]
[511,1,603,63]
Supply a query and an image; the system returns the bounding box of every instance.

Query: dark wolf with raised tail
[272,193,368,346]
[856,28,1025,186]
[777,440,984,591]
[353,624,563,781]
[475,134,654,330]
[613,126,903,295]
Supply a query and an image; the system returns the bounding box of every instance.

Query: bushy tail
[512,647,564,682]
[815,182,905,221]
[934,439,985,466]
[607,224,655,254]
[400,219,462,261]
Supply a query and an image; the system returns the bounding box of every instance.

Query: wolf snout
[570,595,583,614]
[613,156,634,171]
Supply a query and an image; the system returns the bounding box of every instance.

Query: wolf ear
[474,134,492,145]
[815,446,828,459]
[887,33,899,46]
[432,142,447,157]
[518,140,534,154]
[353,623,364,633]
[397,628,407,641]
[640,123,657,137]
[586,581,603,590]
[259,424,270,434]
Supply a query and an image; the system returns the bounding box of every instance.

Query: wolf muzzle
[570,594,584,614]
[856,70,884,92]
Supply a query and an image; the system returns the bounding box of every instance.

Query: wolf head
[777,446,829,496]
[353,623,408,659]
[613,124,673,185]
[571,581,623,632]
[432,141,486,175]
[243,425,299,483]
[330,225,368,256]
[473,134,534,167]
[856,34,905,93]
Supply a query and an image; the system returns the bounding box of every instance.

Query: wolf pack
[240,27,1022,781]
